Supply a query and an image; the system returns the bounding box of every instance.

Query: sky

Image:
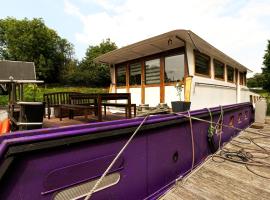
[0,0,270,75]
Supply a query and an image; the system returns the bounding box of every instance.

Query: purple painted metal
[0,103,254,200]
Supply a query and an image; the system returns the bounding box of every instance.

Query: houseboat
[0,30,264,200]
[95,29,260,110]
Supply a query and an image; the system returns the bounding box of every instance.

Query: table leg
[60,106,62,121]
[128,95,131,118]
[134,105,136,117]
[125,106,127,118]
[94,99,98,116]
[98,96,102,122]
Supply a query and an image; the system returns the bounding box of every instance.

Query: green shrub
[0,85,108,105]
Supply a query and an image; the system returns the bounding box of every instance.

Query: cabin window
[250,95,253,104]
[243,72,247,85]
[235,69,238,84]
[238,113,242,123]
[164,54,185,83]
[244,111,248,120]
[229,116,234,127]
[194,51,210,76]
[214,59,225,80]
[239,72,244,85]
[130,62,141,86]
[145,59,160,85]
[227,65,234,82]
[116,65,126,86]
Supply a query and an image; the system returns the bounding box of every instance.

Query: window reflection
[130,63,141,85]
[164,54,185,83]
[145,59,160,85]
[116,65,126,86]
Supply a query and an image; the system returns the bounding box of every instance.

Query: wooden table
[61,93,132,122]
[97,93,132,121]
[59,104,97,121]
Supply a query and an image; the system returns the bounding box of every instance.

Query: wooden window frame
[129,62,142,87]
[144,58,161,86]
[164,53,186,84]
[213,59,225,81]
[194,50,211,78]
[239,72,244,85]
[115,64,127,88]
[226,65,235,83]
[114,47,187,104]
[243,72,247,86]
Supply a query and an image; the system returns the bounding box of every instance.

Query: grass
[0,84,108,106]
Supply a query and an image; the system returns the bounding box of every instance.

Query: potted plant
[171,81,191,112]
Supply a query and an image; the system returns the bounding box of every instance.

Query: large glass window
[227,65,234,82]
[235,69,238,84]
[239,72,244,85]
[130,63,141,85]
[194,51,210,76]
[214,59,225,80]
[145,59,160,85]
[164,54,185,83]
[116,65,126,86]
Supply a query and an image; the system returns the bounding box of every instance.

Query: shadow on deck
[43,111,129,128]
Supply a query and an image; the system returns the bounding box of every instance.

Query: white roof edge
[94,29,252,72]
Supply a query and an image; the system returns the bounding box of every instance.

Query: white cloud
[64,0,270,74]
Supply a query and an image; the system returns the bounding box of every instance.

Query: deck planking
[43,111,128,128]
[160,122,270,200]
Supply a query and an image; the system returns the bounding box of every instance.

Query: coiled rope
[174,110,270,179]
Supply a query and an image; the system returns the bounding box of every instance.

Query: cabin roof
[0,60,37,81]
[94,29,251,72]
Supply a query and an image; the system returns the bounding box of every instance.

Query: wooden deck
[160,120,270,200]
[43,111,128,128]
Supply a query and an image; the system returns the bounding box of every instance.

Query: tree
[76,39,117,86]
[262,40,270,93]
[0,17,74,83]
[247,73,264,88]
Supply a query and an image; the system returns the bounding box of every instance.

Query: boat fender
[1,118,10,135]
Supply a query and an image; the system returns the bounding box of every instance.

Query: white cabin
[95,30,260,110]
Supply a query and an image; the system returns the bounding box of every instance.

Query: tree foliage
[64,39,117,87]
[262,40,270,93]
[0,17,74,83]
[247,73,264,88]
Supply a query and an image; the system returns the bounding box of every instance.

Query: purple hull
[0,103,253,199]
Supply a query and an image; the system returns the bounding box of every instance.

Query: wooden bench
[43,92,81,119]
[103,103,136,117]
[69,94,97,106]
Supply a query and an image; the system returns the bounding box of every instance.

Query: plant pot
[171,101,191,112]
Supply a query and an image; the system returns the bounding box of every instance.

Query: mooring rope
[173,111,257,135]
[217,106,224,150]
[84,114,149,200]
[173,110,270,180]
